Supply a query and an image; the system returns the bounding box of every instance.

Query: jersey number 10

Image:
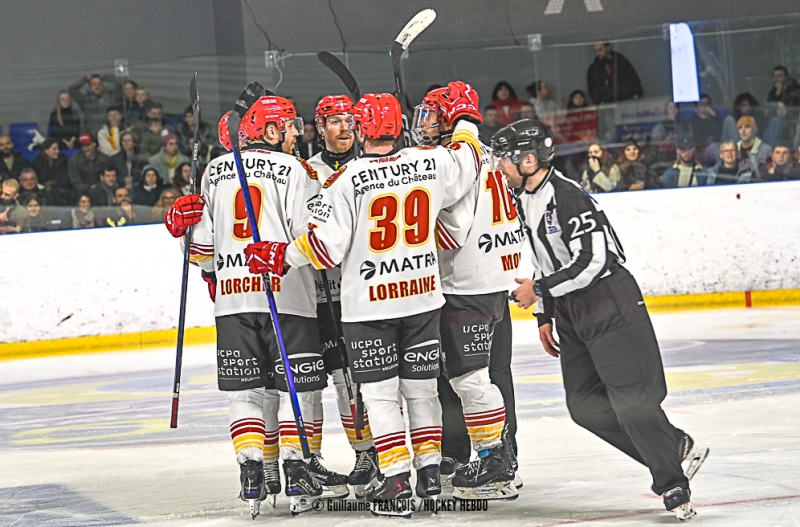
[486,170,518,224]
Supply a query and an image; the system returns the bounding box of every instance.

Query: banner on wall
[542,108,598,155]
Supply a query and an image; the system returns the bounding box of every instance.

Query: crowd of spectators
[3,46,800,234]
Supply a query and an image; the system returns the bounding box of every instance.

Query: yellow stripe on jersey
[189,254,212,264]
[292,233,325,270]
[377,445,411,472]
[451,127,482,154]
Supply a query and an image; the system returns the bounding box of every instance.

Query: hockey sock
[400,377,443,470]
[262,388,280,463]
[278,390,316,460]
[229,389,267,464]
[450,368,505,452]
[361,376,412,476]
[310,389,323,455]
[332,369,374,450]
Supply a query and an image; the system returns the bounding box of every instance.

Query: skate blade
[683,447,709,481]
[355,476,380,500]
[322,484,350,499]
[268,493,277,509]
[440,473,455,491]
[417,496,440,516]
[453,481,519,501]
[290,495,320,516]
[672,502,696,522]
[249,499,260,520]
[513,472,523,490]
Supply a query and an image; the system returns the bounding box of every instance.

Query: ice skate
[239,460,267,519]
[415,464,441,498]
[262,460,281,508]
[309,454,350,499]
[452,446,518,501]
[349,447,380,499]
[367,472,414,518]
[680,435,709,481]
[663,486,696,522]
[506,442,523,489]
[284,459,323,516]
[439,456,462,491]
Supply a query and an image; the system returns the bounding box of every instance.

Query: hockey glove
[244,241,289,276]
[441,81,482,125]
[201,270,217,302]
[164,194,205,238]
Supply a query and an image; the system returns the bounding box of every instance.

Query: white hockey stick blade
[394,9,436,50]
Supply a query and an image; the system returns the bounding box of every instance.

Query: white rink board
[2,181,800,343]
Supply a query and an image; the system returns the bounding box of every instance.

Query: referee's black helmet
[491,119,555,165]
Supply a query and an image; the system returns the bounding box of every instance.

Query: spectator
[759,142,800,181]
[100,186,137,227]
[97,106,124,157]
[737,116,771,173]
[580,142,620,192]
[661,136,708,188]
[478,105,502,144]
[587,42,643,105]
[132,165,165,207]
[567,90,589,110]
[69,132,111,196]
[721,92,760,143]
[648,101,684,172]
[48,91,83,151]
[140,118,166,157]
[131,102,174,138]
[297,122,321,159]
[616,139,660,190]
[21,195,58,233]
[491,81,525,125]
[0,179,29,233]
[526,80,559,117]
[134,87,153,120]
[122,80,140,126]
[111,131,147,186]
[688,94,722,147]
[767,66,800,107]
[176,104,214,155]
[149,188,180,223]
[17,168,45,204]
[172,162,192,195]
[32,139,70,195]
[87,165,120,208]
[71,194,96,229]
[149,133,188,185]
[518,102,537,120]
[763,102,794,146]
[707,140,749,185]
[68,74,122,135]
[651,100,683,142]
[0,135,31,182]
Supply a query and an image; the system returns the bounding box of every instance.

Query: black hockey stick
[228,82,312,459]
[170,72,200,429]
[390,9,437,147]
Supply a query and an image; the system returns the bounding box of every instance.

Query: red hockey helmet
[218,111,232,151]
[277,96,304,135]
[411,87,448,145]
[315,94,355,134]
[242,96,304,142]
[354,93,403,140]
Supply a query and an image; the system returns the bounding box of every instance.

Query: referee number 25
[568,211,596,238]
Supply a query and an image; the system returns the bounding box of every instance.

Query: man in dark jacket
[0,135,31,182]
[759,142,800,181]
[87,165,120,208]
[587,42,643,105]
[69,132,112,195]
[69,74,122,136]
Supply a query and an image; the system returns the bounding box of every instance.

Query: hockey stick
[228,82,312,459]
[390,9,437,146]
[170,72,201,429]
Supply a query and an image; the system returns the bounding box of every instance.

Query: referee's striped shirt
[515,168,625,324]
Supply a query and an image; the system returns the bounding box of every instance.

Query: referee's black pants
[555,266,688,495]
[439,301,517,463]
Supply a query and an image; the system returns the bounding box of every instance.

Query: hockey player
[243,83,485,517]
[411,88,522,500]
[306,94,379,499]
[164,96,327,516]
[493,119,708,522]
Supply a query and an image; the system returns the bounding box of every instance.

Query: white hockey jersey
[306,152,344,304]
[188,147,320,318]
[436,142,524,295]
[284,122,483,323]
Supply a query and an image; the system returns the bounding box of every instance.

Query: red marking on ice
[745,290,752,308]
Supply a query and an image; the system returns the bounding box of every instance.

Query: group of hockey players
[163,79,707,522]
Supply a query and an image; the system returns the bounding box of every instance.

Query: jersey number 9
[232,185,263,241]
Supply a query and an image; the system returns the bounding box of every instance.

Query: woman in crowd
[48,91,83,151]
[721,93,761,143]
[71,194,95,229]
[110,131,147,186]
[172,162,192,196]
[149,187,180,223]
[526,80,559,117]
[616,139,661,190]
[567,90,589,110]
[21,195,57,232]
[580,142,620,192]
[648,100,684,172]
[132,165,165,207]
[98,106,124,157]
[32,139,70,192]
[491,81,525,126]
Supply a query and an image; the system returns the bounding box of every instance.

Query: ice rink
[2,307,800,526]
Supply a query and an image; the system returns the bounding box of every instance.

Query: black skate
[680,435,709,481]
[503,424,523,489]
[239,460,267,519]
[262,460,280,508]
[439,456,462,490]
[309,454,350,499]
[415,464,441,498]
[284,459,323,516]
[367,472,413,518]
[452,446,518,501]
[349,447,380,499]
[663,486,696,522]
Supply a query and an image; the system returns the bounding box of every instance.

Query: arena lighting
[669,22,700,103]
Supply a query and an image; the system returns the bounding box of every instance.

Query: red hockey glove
[244,241,289,276]
[441,81,482,125]
[201,270,217,302]
[164,194,205,238]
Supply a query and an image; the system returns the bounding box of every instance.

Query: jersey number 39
[369,188,431,252]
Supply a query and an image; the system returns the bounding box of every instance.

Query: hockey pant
[228,388,279,464]
[311,369,375,453]
[361,376,442,477]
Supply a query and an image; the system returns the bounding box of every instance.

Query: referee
[491,120,707,522]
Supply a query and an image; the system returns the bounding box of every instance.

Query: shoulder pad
[297,158,318,180]
[323,165,346,189]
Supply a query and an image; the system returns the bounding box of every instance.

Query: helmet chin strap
[516,162,544,193]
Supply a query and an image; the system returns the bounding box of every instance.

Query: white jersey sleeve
[186,166,215,273]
